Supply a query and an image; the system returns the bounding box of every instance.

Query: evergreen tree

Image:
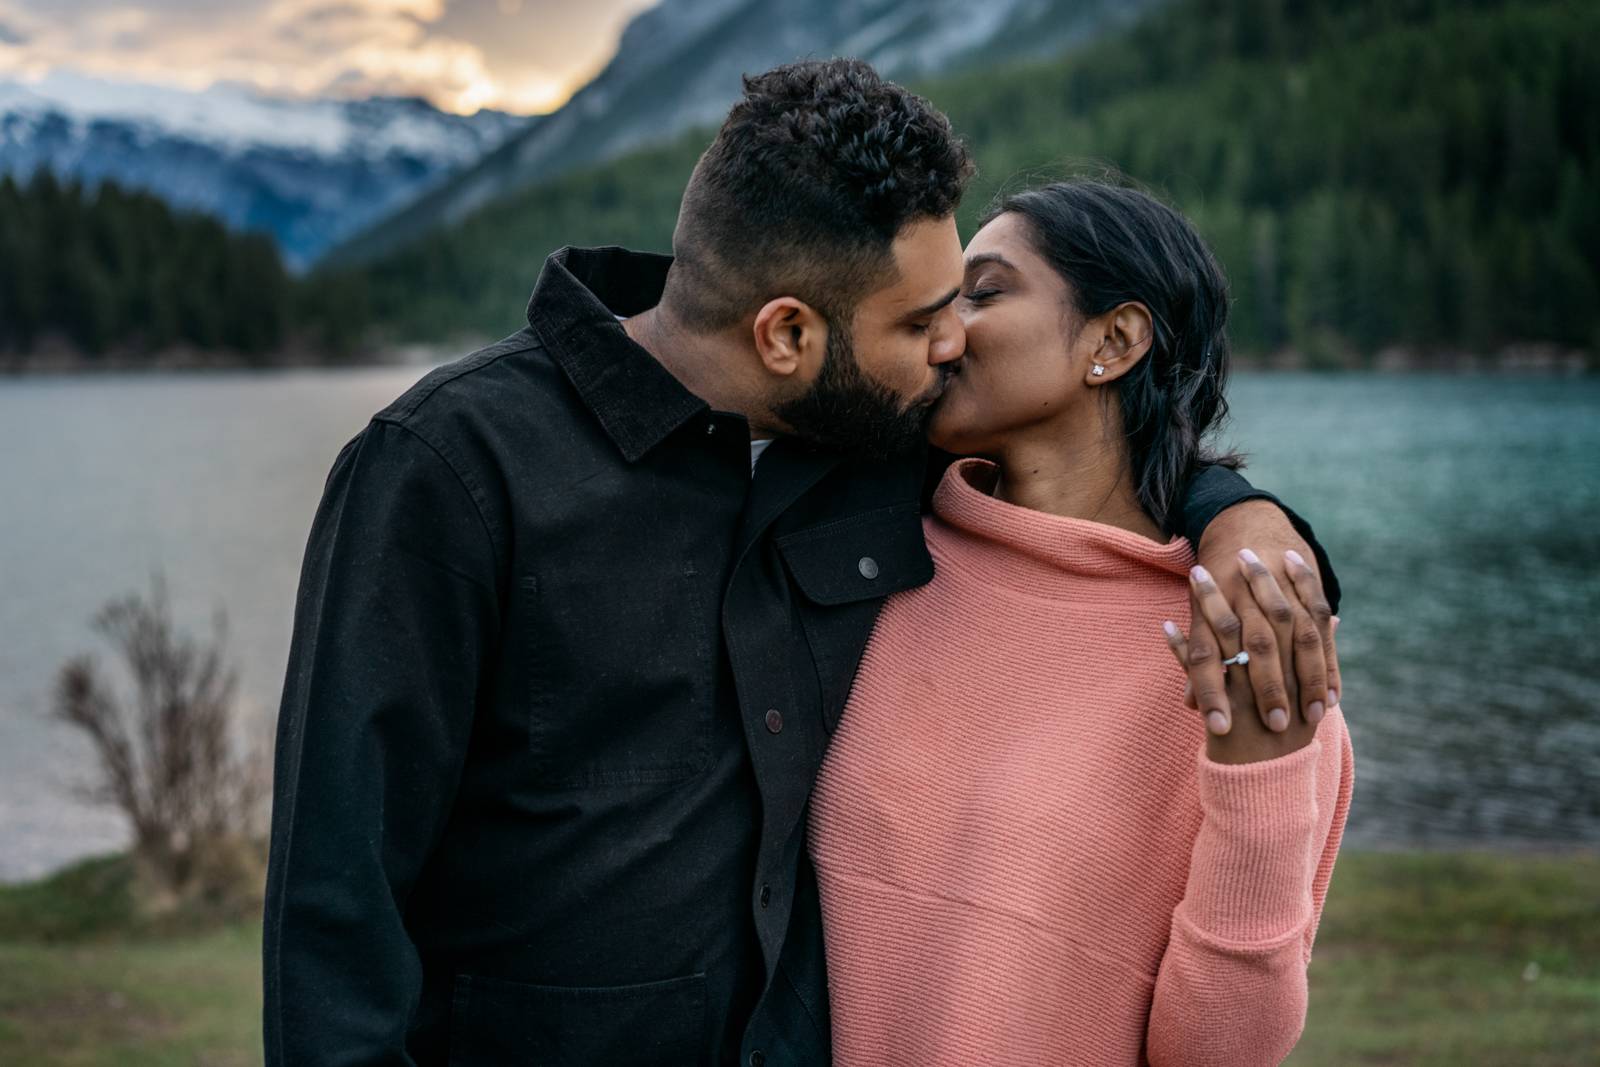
[345,0,1599,361]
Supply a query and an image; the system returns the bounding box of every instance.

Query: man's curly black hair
[663,58,975,332]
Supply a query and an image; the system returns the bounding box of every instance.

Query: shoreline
[6,837,1598,890]
[0,339,486,378]
[2,849,1596,1064]
[2,341,1594,378]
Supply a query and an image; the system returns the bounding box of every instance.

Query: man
[264,58,1340,1066]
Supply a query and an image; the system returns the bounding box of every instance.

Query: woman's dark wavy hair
[985,179,1242,535]
[666,58,974,331]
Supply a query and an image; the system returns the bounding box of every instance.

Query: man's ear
[1085,301,1155,386]
[753,297,827,379]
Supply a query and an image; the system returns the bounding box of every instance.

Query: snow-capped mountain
[328,0,1162,266]
[0,70,531,269]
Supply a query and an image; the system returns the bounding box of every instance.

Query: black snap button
[750,1052,766,1067]
[759,884,771,908]
[764,709,783,734]
[858,556,880,579]
[705,422,716,435]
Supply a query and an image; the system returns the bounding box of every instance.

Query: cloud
[0,0,654,114]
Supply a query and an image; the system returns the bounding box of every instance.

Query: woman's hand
[1163,551,1337,765]
[1189,503,1341,733]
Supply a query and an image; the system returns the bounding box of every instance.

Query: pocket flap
[450,971,707,1065]
[777,505,932,606]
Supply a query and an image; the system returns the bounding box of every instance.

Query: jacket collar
[526,246,710,462]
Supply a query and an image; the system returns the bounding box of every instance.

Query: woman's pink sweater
[808,459,1354,1066]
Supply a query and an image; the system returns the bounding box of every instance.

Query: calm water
[1,369,1596,881]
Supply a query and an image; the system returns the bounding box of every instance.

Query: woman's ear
[1085,301,1155,385]
[753,297,827,379]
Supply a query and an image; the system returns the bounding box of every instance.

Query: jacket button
[764,709,783,734]
[760,884,771,908]
[750,1052,766,1067]
[858,556,880,579]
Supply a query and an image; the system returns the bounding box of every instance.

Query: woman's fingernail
[1285,549,1307,568]
[1238,548,1260,565]
[1308,701,1326,723]
[1268,708,1289,732]
[1207,711,1229,735]
[1163,620,1179,638]
[1191,565,1211,584]
[1328,688,1339,707]
[1331,615,1341,634]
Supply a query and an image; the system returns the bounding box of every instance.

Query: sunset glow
[0,0,658,114]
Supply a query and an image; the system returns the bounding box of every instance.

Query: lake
[1,367,1596,881]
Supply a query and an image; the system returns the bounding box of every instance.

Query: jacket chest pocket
[516,563,719,788]
[777,505,933,733]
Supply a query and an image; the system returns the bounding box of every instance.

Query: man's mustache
[920,359,963,407]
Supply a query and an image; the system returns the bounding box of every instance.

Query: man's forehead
[876,218,963,310]
[892,214,963,262]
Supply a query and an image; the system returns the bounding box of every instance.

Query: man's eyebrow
[902,286,962,322]
[964,252,1017,273]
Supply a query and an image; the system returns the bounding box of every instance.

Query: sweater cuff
[1180,741,1324,945]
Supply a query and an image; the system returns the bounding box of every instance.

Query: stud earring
[1091,364,1106,377]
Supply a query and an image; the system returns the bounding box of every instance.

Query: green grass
[0,850,1594,1065]
[0,855,140,943]
[1292,850,1600,1066]
[0,853,263,1066]
[0,926,261,1067]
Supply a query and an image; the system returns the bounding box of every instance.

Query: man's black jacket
[263,247,1338,1066]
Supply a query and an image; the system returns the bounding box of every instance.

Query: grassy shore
[1,850,1595,1065]
[1294,850,1599,1065]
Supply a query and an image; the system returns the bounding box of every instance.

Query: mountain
[325,0,1160,267]
[0,71,531,269]
[343,0,1599,365]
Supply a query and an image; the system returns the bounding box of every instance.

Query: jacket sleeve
[1145,710,1354,1066]
[262,417,501,1066]
[1179,465,1342,615]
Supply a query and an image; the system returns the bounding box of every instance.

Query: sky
[0,0,660,114]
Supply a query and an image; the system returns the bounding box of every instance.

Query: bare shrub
[52,572,271,910]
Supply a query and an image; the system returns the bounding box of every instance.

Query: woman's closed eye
[962,287,999,305]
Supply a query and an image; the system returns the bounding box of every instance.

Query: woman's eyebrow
[964,252,1017,273]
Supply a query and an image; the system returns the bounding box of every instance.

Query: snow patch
[0,69,522,162]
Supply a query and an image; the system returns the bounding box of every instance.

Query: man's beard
[773,321,945,461]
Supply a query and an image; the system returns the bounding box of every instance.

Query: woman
[808,180,1353,1066]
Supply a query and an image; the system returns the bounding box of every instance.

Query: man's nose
[929,308,966,366]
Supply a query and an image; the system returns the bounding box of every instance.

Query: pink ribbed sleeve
[1146,711,1355,1066]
